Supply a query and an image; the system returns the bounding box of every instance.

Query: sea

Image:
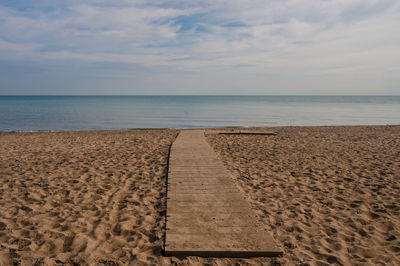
[0,96,399,132]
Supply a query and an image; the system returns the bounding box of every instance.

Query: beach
[0,126,399,265]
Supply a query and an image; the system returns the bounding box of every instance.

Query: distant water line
[0,95,399,132]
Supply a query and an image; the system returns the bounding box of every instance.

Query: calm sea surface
[0,96,399,131]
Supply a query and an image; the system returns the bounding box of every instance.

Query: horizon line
[1,94,400,97]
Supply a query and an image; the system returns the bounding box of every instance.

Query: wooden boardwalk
[164,130,282,257]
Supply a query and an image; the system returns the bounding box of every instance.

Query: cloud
[0,0,399,94]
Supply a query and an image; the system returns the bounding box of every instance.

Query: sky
[0,0,399,95]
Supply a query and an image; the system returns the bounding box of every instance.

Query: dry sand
[0,130,178,265]
[207,125,400,265]
[0,126,399,265]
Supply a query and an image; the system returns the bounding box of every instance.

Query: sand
[0,126,399,265]
[0,130,177,265]
[206,125,400,265]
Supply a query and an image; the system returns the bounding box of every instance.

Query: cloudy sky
[0,0,399,95]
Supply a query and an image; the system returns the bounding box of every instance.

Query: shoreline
[1,123,399,134]
[1,125,399,265]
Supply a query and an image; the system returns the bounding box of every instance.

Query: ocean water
[0,96,399,131]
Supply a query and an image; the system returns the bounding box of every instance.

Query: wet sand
[0,126,399,265]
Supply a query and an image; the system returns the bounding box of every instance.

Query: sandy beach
[0,126,399,265]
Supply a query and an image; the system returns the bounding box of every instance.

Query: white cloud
[0,0,399,94]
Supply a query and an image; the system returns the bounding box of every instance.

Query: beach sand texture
[0,130,178,265]
[206,125,400,265]
[0,126,399,265]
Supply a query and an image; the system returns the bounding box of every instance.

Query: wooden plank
[218,131,277,136]
[164,130,282,257]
